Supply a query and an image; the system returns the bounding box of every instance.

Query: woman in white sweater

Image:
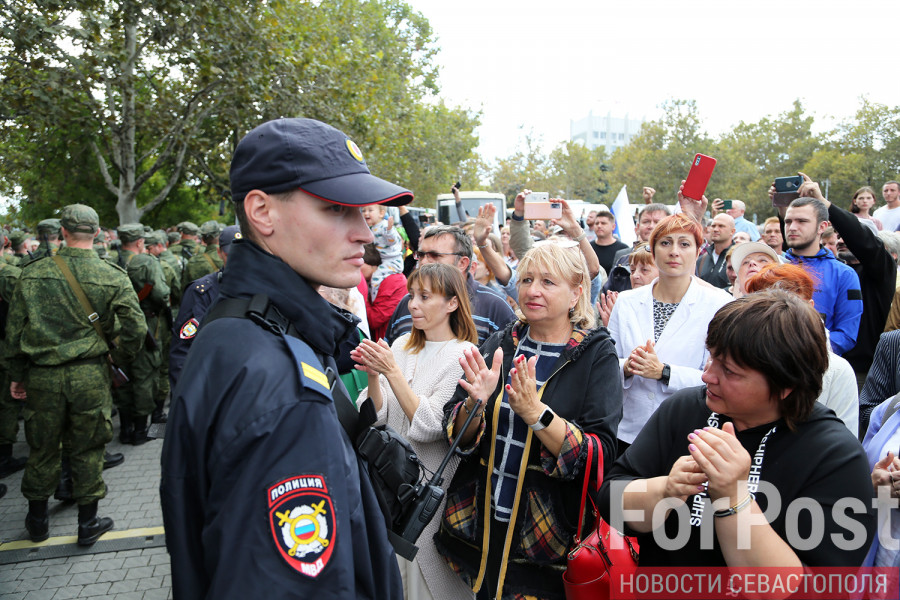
[352,263,478,600]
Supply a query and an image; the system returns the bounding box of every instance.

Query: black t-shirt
[591,240,629,278]
[599,386,876,567]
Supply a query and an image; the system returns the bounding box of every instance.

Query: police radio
[394,400,484,553]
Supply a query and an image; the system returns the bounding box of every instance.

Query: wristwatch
[529,407,555,431]
[661,363,671,386]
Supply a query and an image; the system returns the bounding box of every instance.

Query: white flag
[611,185,636,247]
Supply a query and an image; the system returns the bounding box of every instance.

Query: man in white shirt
[874,181,900,232]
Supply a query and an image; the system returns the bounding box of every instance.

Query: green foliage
[482,97,899,224]
[0,0,480,224]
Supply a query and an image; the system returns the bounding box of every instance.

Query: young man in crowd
[161,118,408,599]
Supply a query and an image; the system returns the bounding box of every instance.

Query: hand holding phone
[772,175,803,207]
[523,192,562,220]
[683,154,717,200]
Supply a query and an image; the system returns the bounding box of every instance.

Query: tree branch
[89,139,120,197]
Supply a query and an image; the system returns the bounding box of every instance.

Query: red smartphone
[682,154,717,200]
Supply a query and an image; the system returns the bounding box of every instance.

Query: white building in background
[570,111,645,153]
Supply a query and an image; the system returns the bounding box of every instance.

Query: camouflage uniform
[148,232,177,420]
[113,225,170,443]
[20,219,61,267]
[4,208,145,507]
[0,260,25,475]
[167,222,200,273]
[156,230,182,310]
[6,230,28,266]
[181,221,224,289]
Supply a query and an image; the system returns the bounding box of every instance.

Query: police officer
[5,204,145,545]
[168,225,240,391]
[181,220,223,289]
[161,118,410,598]
[114,224,170,444]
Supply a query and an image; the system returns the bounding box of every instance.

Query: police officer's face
[264,190,374,289]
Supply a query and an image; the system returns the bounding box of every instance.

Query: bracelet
[713,493,754,518]
[477,244,488,249]
[573,231,587,242]
[462,399,477,414]
[511,212,524,221]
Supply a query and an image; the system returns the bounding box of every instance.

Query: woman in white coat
[607,213,732,454]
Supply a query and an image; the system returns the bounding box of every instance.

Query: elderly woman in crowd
[601,291,875,569]
[352,263,478,600]
[607,213,732,454]
[436,242,623,600]
[597,245,658,327]
[729,241,779,299]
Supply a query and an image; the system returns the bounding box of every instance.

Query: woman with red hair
[744,263,858,434]
[607,213,733,454]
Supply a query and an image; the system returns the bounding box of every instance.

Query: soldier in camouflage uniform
[0,256,26,477]
[181,220,223,289]
[20,219,61,267]
[166,230,180,247]
[167,222,199,271]
[6,230,28,266]
[5,205,145,545]
[155,229,182,310]
[114,224,170,444]
[145,231,176,423]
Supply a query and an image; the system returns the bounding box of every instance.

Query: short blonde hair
[514,243,595,329]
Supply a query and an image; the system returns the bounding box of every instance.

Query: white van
[436,191,506,234]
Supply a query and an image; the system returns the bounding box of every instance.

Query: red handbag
[563,434,639,600]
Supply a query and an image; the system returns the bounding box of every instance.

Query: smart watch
[661,363,671,386]
[529,407,555,431]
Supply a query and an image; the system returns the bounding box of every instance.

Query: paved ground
[0,420,171,599]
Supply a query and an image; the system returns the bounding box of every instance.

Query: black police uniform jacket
[161,240,402,599]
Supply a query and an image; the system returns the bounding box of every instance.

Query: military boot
[0,444,27,478]
[118,414,134,445]
[53,458,74,503]
[131,415,150,446]
[25,499,49,543]
[151,407,167,424]
[77,501,113,546]
[103,451,124,470]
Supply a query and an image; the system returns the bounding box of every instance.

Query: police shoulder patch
[179,318,199,339]
[268,474,336,578]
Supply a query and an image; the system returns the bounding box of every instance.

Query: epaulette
[108,262,128,274]
[282,335,332,398]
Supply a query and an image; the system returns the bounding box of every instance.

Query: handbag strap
[573,433,603,545]
[52,255,108,347]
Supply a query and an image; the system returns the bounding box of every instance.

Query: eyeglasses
[414,250,465,261]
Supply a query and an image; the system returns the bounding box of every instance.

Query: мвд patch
[267,474,336,578]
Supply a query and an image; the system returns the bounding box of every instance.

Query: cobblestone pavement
[0,420,171,599]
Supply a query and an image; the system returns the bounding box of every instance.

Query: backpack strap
[202,294,361,438]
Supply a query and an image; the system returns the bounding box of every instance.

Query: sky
[405,0,900,164]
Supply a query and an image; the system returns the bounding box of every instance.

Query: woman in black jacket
[435,242,623,600]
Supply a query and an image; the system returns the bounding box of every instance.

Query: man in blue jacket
[161,118,411,599]
[783,196,863,356]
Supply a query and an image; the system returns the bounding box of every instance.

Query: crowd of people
[0,209,240,544]
[4,116,900,599]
